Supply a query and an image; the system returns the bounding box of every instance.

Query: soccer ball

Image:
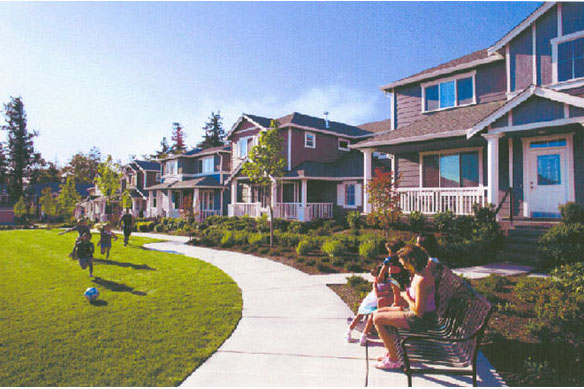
[84,287,99,301]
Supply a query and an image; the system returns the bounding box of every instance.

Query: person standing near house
[120,210,133,246]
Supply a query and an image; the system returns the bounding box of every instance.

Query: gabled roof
[160,145,230,161]
[147,175,222,190]
[380,49,504,91]
[357,118,393,134]
[353,101,506,148]
[468,85,584,138]
[228,112,376,140]
[488,2,555,55]
[134,160,161,171]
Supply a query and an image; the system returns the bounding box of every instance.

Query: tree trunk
[269,205,274,247]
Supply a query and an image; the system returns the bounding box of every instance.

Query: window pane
[575,38,584,59]
[425,85,439,111]
[440,154,460,187]
[537,154,561,185]
[457,77,473,105]
[422,155,439,187]
[346,184,355,206]
[558,41,574,81]
[439,81,455,108]
[575,57,584,79]
[460,152,479,187]
[239,138,247,157]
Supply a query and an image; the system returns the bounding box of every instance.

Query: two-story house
[226,112,389,221]
[120,160,161,217]
[146,145,231,221]
[354,2,584,221]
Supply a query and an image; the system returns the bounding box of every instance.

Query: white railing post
[363,149,373,214]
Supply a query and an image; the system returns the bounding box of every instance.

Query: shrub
[276,232,303,248]
[433,210,455,233]
[322,240,346,259]
[346,275,369,290]
[154,224,164,233]
[408,211,425,232]
[304,258,316,266]
[347,211,361,231]
[288,221,303,234]
[232,230,249,245]
[220,231,235,247]
[560,202,584,224]
[135,221,155,232]
[538,223,584,267]
[247,232,267,247]
[296,240,313,256]
[359,240,378,260]
[345,262,363,273]
[332,257,346,267]
[317,261,334,273]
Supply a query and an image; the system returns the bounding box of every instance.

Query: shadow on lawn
[91,277,147,296]
[89,300,108,307]
[93,258,156,271]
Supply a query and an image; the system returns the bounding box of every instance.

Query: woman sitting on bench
[373,244,437,370]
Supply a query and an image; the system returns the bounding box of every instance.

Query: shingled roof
[134,160,160,171]
[146,175,222,190]
[354,100,506,148]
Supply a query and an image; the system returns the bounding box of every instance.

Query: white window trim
[551,30,584,84]
[338,138,350,151]
[420,70,477,113]
[202,156,215,174]
[418,147,484,188]
[304,132,316,148]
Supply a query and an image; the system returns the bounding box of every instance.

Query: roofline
[226,114,269,139]
[157,148,229,162]
[379,53,504,91]
[281,176,363,181]
[353,129,470,148]
[488,2,555,55]
[281,123,375,139]
[467,85,584,138]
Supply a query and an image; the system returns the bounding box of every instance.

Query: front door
[525,137,570,218]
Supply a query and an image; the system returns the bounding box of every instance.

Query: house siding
[513,96,565,125]
[509,27,533,92]
[395,84,422,129]
[574,130,584,206]
[512,136,525,217]
[535,5,557,86]
[562,2,584,36]
[396,153,419,188]
[289,128,346,169]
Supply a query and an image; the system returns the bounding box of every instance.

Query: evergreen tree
[1,97,40,200]
[0,142,8,185]
[62,147,101,184]
[95,155,121,205]
[198,112,226,149]
[242,120,286,247]
[29,160,61,185]
[152,137,171,159]
[57,176,80,220]
[171,122,186,154]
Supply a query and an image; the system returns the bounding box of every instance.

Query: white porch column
[167,189,173,216]
[270,180,278,220]
[483,133,502,207]
[299,179,308,221]
[363,149,373,214]
[229,179,237,217]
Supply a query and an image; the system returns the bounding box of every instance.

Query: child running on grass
[58,219,91,259]
[97,223,118,259]
[75,232,95,277]
[346,240,405,346]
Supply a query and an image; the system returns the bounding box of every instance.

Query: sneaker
[345,330,353,343]
[89,273,93,278]
[375,357,401,370]
[359,334,368,346]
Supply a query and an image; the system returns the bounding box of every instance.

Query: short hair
[416,233,438,257]
[397,245,429,272]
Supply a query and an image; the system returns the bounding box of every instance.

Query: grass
[0,230,242,386]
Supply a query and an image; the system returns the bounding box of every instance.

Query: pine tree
[0,142,8,185]
[198,112,226,149]
[171,122,186,154]
[1,97,40,200]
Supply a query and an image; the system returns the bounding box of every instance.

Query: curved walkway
[135,233,505,387]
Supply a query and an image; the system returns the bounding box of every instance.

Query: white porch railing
[274,202,333,221]
[197,209,221,222]
[397,187,488,215]
[228,203,262,217]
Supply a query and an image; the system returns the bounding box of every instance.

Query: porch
[397,187,488,215]
[228,202,333,221]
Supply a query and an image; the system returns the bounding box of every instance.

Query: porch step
[498,223,555,265]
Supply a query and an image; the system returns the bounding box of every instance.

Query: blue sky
[0,1,541,165]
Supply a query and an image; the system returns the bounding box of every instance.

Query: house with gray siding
[354,1,584,221]
[120,160,161,217]
[226,112,389,221]
[146,146,231,221]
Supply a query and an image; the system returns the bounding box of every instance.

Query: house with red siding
[226,112,388,221]
[146,145,231,221]
[120,160,161,218]
[354,2,584,221]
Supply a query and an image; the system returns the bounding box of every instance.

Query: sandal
[375,357,401,370]
[376,352,389,361]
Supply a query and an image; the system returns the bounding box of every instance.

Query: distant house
[0,185,13,224]
[353,1,584,221]
[146,146,231,222]
[30,182,92,220]
[120,160,161,217]
[75,184,120,222]
[226,112,388,221]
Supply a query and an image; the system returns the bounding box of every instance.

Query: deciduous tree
[57,176,80,220]
[242,120,286,246]
[62,147,101,184]
[38,186,58,220]
[121,189,133,211]
[95,155,121,205]
[366,168,401,239]
[198,112,226,149]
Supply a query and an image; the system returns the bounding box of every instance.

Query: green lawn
[0,230,242,386]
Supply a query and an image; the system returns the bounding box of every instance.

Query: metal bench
[392,264,493,387]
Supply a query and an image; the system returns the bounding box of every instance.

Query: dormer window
[202,156,215,173]
[305,132,316,148]
[238,136,254,158]
[166,160,178,175]
[422,71,476,112]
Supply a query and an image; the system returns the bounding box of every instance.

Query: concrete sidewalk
[135,233,505,387]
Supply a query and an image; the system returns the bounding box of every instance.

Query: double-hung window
[422,150,480,188]
[345,184,356,206]
[202,157,215,174]
[305,132,316,148]
[238,136,254,158]
[557,37,584,82]
[166,160,178,175]
[423,72,475,112]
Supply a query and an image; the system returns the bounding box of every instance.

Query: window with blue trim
[558,37,584,82]
[345,184,355,206]
[424,76,474,112]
